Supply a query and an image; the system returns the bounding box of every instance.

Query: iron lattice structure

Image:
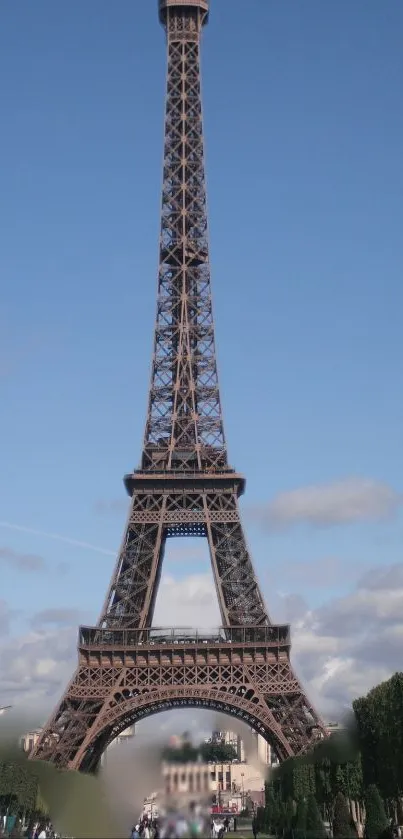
[30,0,326,772]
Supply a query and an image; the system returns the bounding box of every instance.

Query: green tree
[333,792,356,839]
[354,672,403,805]
[294,796,307,839]
[199,741,237,763]
[342,757,364,802]
[162,742,198,763]
[315,757,333,824]
[272,754,316,804]
[265,786,282,837]
[0,760,39,816]
[294,763,316,800]
[353,695,380,789]
[283,797,295,839]
[305,793,326,838]
[364,784,389,839]
[276,801,287,838]
[255,805,265,832]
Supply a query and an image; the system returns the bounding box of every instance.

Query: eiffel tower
[30,0,326,772]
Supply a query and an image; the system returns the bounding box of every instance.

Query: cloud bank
[252,477,401,530]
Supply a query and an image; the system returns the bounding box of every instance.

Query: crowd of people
[130,802,238,838]
[131,801,207,838]
[0,822,58,838]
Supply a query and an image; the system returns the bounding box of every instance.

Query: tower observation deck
[159,0,209,27]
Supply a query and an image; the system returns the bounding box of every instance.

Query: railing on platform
[78,624,291,648]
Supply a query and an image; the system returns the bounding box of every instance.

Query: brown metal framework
[30,0,326,771]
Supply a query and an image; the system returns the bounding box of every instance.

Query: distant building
[325,721,347,736]
[162,759,265,812]
[100,725,136,766]
[209,727,279,767]
[109,725,136,748]
[21,728,43,754]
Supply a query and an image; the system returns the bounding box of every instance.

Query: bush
[294,797,307,839]
[333,791,356,838]
[265,787,281,836]
[364,784,389,839]
[255,806,265,832]
[283,797,295,838]
[305,793,326,838]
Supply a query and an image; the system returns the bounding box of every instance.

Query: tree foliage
[267,670,403,838]
[353,672,403,803]
[364,784,389,839]
[283,796,295,837]
[199,741,237,763]
[162,741,199,763]
[264,786,282,836]
[306,792,326,838]
[294,796,307,838]
[162,737,237,764]
[254,805,266,833]
[333,792,356,839]
[0,761,38,814]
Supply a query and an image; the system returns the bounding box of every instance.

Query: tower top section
[159,0,209,27]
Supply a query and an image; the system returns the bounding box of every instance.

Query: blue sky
[1,0,403,716]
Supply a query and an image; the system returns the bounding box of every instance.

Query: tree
[354,672,403,805]
[333,792,356,839]
[364,785,389,839]
[255,806,266,833]
[0,760,39,816]
[162,736,238,764]
[276,801,287,838]
[283,797,295,839]
[315,757,333,825]
[265,786,282,837]
[305,793,326,838]
[294,797,307,839]
[161,741,198,763]
[272,754,316,804]
[199,741,237,763]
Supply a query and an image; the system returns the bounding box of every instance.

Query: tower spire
[144,0,224,474]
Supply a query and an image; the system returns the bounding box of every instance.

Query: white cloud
[0,626,77,715]
[0,600,11,635]
[154,573,221,627]
[30,608,83,631]
[267,555,359,589]
[291,563,403,714]
[252,477,401,529]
